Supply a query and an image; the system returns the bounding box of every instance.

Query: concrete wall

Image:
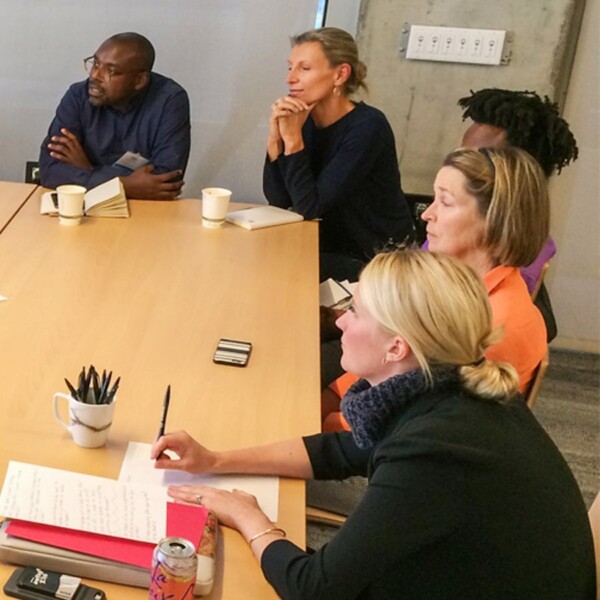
[356,0,584,192]
[326,0,362,35]
[546,0,599,352]
[356,0,598,352]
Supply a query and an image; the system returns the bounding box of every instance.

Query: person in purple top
[322,89,577,386]
[39,32,191,200]
[458,89,578,294]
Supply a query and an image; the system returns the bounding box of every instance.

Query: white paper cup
[53,392,116,448]
[202,187,232,228]
[57,185,86,226]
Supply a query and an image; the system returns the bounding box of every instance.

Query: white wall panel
[0,0,320,201]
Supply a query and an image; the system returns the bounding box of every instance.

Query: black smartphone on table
[213,338,252,367]
[4,566,106,600]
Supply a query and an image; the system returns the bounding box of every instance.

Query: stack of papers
[0,460,215,594]
[0,461,205,568]
[0,445,280,594]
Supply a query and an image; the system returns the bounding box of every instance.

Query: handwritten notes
[119,442,280,522]
[0,462,167,543]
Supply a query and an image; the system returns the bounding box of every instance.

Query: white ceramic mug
[201,187,232,228]
[56,185,86,226]
[53,392,116,448]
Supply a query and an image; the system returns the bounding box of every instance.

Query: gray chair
[525,349,550,409]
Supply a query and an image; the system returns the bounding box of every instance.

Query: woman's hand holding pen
[153,432,280,558]
[151,430,216,473]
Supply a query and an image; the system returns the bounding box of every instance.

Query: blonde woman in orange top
[323,146,547,431]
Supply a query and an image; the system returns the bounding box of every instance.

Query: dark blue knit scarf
[340,366,460,449]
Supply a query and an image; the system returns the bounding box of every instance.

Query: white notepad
[118,441,279,521]
[225,205,303,230]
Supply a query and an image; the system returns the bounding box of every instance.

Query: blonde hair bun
[359,250,519,402]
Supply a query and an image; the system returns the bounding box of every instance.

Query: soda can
[149,537,197,600]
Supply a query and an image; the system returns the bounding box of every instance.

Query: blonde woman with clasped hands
[263,27,414,282]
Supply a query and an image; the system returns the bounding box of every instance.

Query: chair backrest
[404,193,433,245]
[306,505,347,527]
[588,492,600,599]
[525,348,550,408]
[24,160,40,185]
[531,261,550,301]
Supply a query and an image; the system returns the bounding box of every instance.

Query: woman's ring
[195,494,203,504]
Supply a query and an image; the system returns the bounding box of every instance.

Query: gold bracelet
[248,527,287,545]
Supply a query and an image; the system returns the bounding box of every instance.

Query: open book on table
[40,177,130,218]
[0,461,216,595]
[319,278,357,310]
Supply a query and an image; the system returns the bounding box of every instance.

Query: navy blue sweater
[39,73,190,189]
[263,103,414,262]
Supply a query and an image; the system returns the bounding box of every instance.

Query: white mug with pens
[53,365,119,448]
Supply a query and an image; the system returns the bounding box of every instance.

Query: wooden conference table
[0,184,321,598]
[0,182,37,233]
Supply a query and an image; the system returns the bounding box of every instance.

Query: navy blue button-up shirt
[39,72,191,189]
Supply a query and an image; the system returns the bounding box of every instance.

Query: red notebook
[6,502,206,569]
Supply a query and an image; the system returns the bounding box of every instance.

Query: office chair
[531,261,551,301]
[404,193,433,245]
[306,505,347,527]
[525,349,550,409]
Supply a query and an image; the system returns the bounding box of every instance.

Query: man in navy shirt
[39,32,191,200]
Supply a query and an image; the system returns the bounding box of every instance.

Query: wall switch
[399,24,512,66]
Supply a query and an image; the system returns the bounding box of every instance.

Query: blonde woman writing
[152,251,594,600]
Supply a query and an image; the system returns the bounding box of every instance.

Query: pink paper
[7,502,208,569]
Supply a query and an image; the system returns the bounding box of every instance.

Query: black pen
[156,385,171,460]
[83,367,92,404]
[107,376,120,404]
[78,366,86,401]
[157,385,171,439]
[91,366,100,404]
[98,370,112,404]
[64,378,79,401]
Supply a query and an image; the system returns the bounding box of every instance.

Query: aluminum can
[149,537,197,600]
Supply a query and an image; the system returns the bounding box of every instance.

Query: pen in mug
[98,371,112,404]
[64,378,79,401]
[106,376,120,403]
